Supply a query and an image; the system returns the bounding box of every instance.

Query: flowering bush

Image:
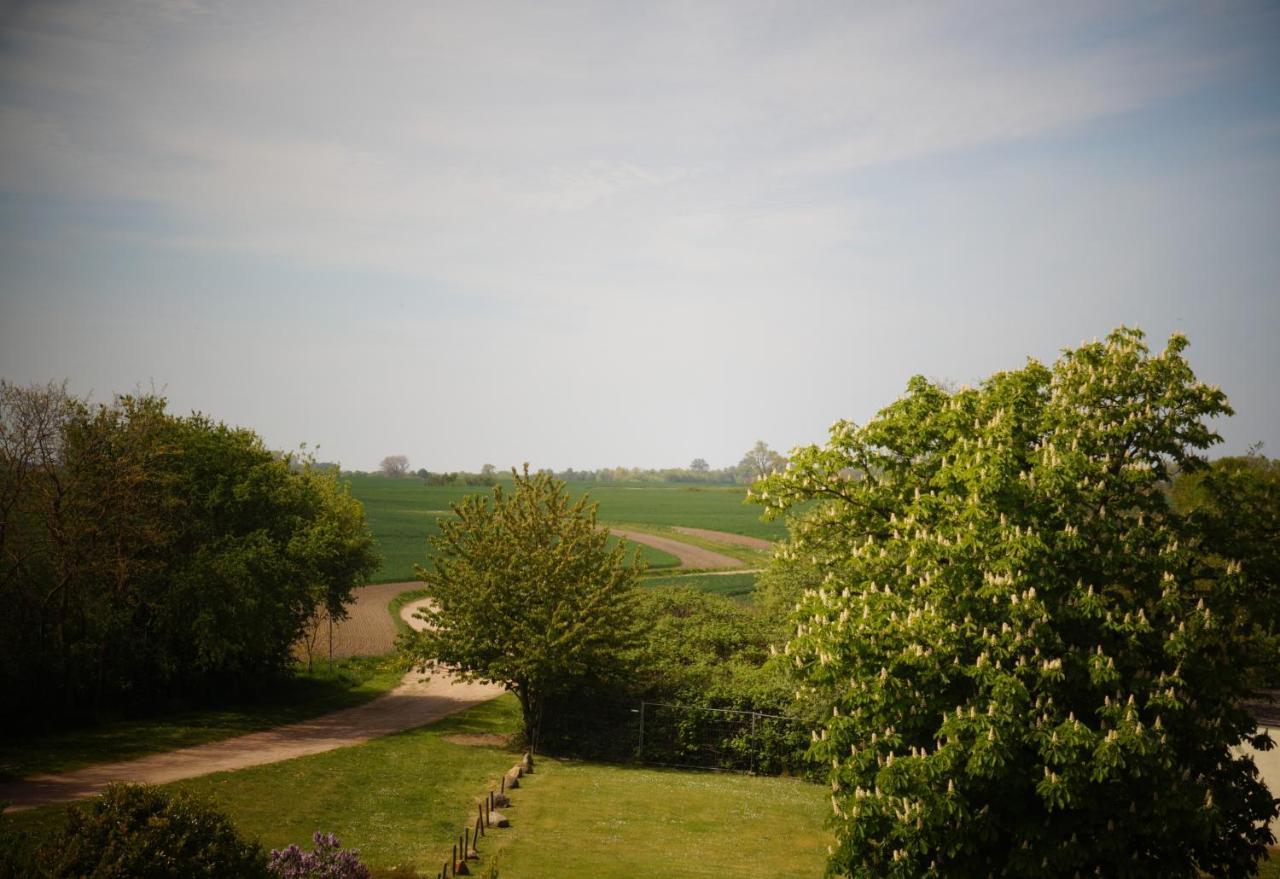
[268,832,371,879]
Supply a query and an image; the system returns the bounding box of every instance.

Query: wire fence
[635,700,807,775]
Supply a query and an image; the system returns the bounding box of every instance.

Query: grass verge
[0,656,404,781]
[389,588,429,636]
[642,571,759,599]
[609,521,770,567]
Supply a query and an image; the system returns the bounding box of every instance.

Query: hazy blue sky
[2,1,1278,471]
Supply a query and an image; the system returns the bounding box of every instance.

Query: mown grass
[481,757,829,878]
[347,476,686,582]
[642,571,759,599]
[0,656,404,782]
[3,697,834,879]
[3,697,526,876]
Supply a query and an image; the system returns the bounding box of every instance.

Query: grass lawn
[3,697,832,879]
[3,697,526,877]
[0,656,404,781]
[642,571,759,599]
[482,758,830,878]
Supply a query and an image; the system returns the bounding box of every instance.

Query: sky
[1,1,1278,472]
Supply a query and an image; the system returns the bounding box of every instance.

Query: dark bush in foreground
[41,783,268,878]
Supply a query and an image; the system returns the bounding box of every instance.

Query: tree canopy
[402,466,641,744]
[380,454,409,477]
[755,328,1278,878]
[740,440,787,481]
[0,382,379,715]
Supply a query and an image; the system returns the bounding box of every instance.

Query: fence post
[638,701,646,763]
[751,711,757,775]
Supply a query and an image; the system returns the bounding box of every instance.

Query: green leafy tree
[403,466,641,743]
[755,328,1278,878]
[0,384,379,714]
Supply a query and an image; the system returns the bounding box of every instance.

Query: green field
[347,476,686,582]
[345,475,778,582]
[643,571,759,599]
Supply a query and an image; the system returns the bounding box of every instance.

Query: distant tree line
[417,463,498,486]
[364,443,790,487]
[553,441,789,485]
[0,381,379,719]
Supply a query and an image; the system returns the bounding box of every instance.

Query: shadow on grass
[0,655,406,781]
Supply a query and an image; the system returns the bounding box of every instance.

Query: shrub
[268,832,370,879]
[41,783,268,878]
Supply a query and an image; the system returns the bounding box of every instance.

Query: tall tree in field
[756,328,1278,878]
[380,454,409,477]
[402,466,641,744]
[740,440,786,481]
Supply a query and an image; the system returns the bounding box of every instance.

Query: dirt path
[609,527,743,570]
[0,601,503,813]
[672,526,774,551]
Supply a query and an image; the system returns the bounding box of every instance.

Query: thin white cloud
[1,0,1258,306]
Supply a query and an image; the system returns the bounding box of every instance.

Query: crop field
[643,571,759,600]
[345,475,763,582]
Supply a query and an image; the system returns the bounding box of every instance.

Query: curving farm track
[0,599,503,812]
[0,527,775,813]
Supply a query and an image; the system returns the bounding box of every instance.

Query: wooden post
[451,844,457,876]
[478,803,486,836]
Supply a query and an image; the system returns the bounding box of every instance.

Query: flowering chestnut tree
[755,329,1278,878]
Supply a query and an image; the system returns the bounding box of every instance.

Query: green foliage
[1171,450,1280,659]
[756,328,1279,877]
[540,585,809,773]
[0,383,380,717]
[40,783,267,878]
[402,467,642,742]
